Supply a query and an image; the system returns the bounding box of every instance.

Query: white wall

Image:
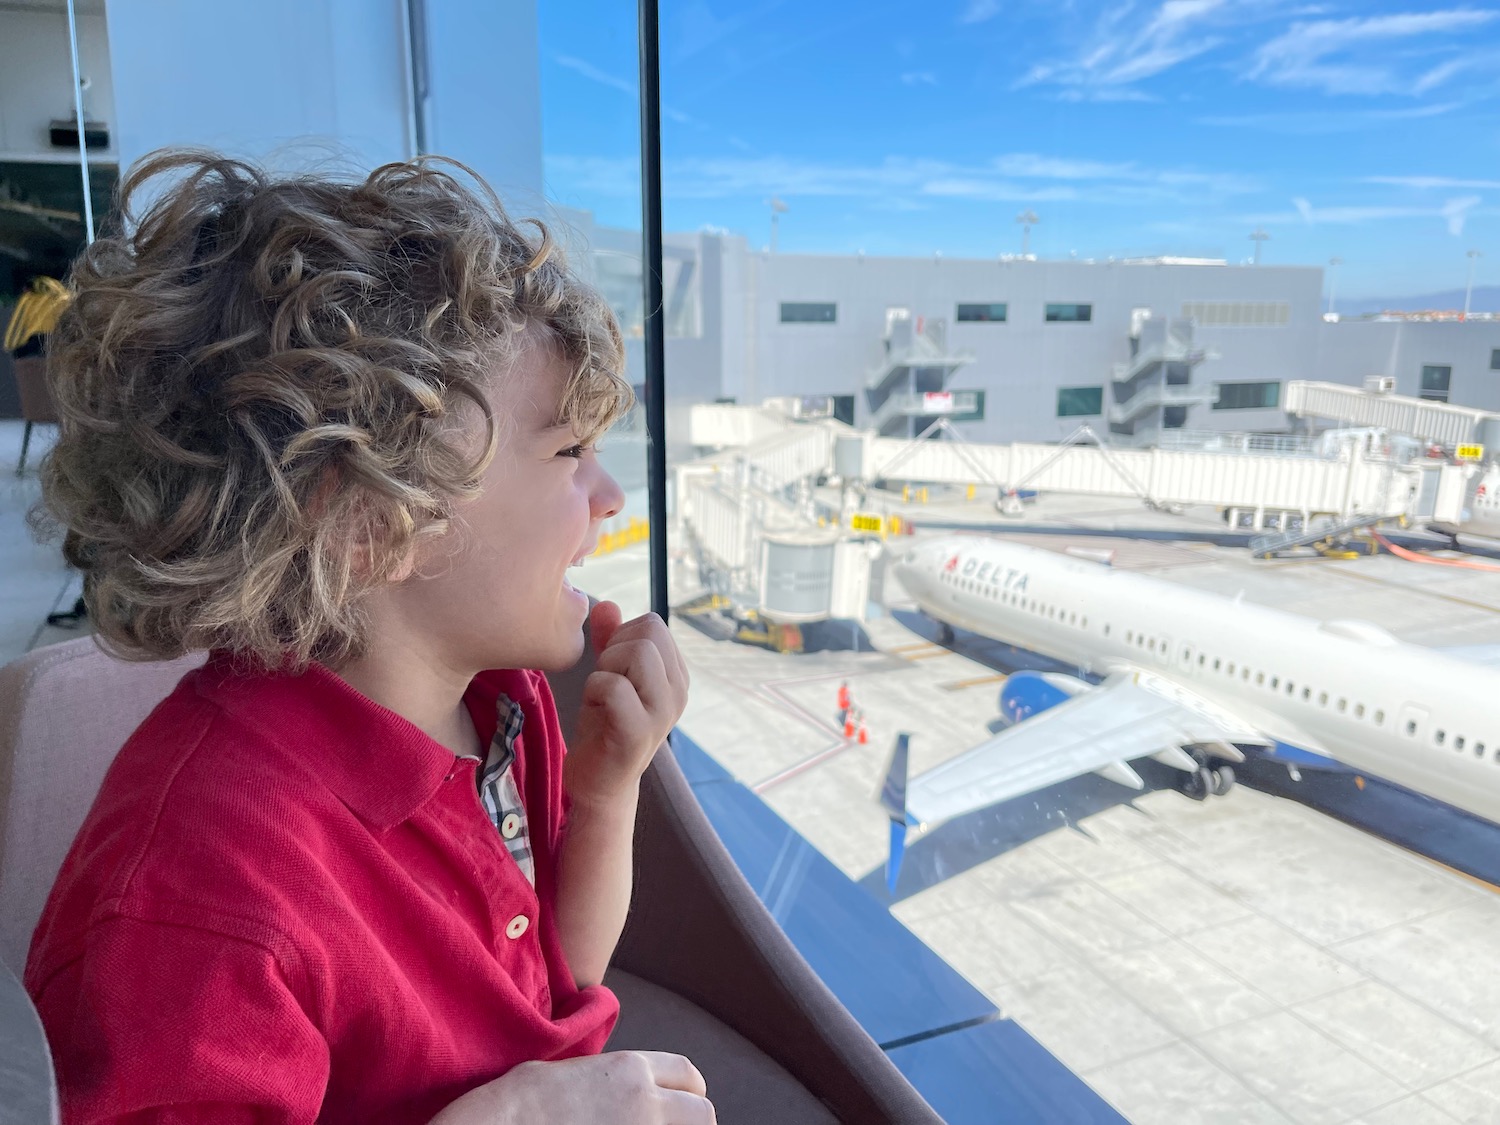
[106,0,411,174]
[0,8,116,162]
[1315,320,1500,411]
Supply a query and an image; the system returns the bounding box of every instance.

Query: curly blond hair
[36,149,632,669]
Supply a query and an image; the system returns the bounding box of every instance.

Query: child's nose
[591,465,624,521]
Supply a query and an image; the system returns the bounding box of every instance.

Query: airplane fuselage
[896,536,1500,826]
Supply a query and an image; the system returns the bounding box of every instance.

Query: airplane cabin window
[1318,692,1328,707]
[1355,704,1365,718]
[1302,687,1312,701]
[1271,677,1279,688]
[1376,710,1386,724]
[1437,730,1447,746]
[1408,720,1419,736]
[1213,658,1221,671]
[1255,672,1264,685]
[1456,735,1466,751]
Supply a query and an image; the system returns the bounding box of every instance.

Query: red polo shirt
[24,654,618,1124]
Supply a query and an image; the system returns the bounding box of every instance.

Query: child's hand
[566,601,689,810]
[427,1051,715,1124]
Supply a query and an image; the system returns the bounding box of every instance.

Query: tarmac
[573,487,1500,1125]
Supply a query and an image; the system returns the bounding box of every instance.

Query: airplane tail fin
[879,733,912,894]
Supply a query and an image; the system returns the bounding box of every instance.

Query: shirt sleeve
[31,913,329,1125]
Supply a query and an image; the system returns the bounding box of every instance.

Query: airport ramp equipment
[1249,512,1393,558]
[1285,380,1500,451]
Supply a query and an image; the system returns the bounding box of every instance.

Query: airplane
[879,533,1500,889]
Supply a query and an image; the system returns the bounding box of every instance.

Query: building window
[1045,302,1093,323]
[780,302,836,324]
[1421,365,1452,402]
[1057,386,1104,417]
[1213,381,1282,410]
[957,303,1007,323]
[1182,300,1290,327]
[1491,349,1500,371]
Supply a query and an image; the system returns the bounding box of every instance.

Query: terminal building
[555,213,1500,452]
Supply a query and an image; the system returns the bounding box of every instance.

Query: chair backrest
[0,638,204,974]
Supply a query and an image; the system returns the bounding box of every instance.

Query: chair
[0,637,941,1124]
[10,356,57,476]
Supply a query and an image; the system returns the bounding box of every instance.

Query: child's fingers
[603,612,690,697]
[589,599,624,655]
[595,638,671,718]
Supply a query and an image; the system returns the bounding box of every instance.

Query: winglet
[880,733,912,894]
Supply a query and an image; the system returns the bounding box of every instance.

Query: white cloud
[1247,10,1499,95]
[552,52,705,131]
[544,150,1258,208]
[553,54,636,97]
[1365,174,1500,190]
[1443,194,1482,234]
[1196,101,1464,132]
[1015,0,1233,99]
[900,71,939,86]
[1237,195,1485,234]
[959,0,1002,25]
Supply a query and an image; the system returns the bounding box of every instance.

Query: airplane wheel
[938,623,955,645]
[1211,766,1236,796]
[1183,766,1214,802]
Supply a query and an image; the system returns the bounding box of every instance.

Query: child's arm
[556,602,689,989]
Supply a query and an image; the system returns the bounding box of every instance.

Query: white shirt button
[501,813,523,840]
[505,914,530,940]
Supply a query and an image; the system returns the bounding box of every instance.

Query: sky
[538,1,1500,301]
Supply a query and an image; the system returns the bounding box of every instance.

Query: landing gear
[1182,763,1236,801]
[937,622,955,646]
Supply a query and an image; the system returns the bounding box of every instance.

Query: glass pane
[536,4,651,621]
[657,1,1500,1120]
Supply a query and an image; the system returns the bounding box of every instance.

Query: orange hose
[1370,530,1500,572]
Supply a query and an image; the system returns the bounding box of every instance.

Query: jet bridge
[686,402,1478,546]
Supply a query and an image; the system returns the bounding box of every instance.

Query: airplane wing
[904,671,1267,826]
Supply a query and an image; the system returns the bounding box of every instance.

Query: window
[1456,735,1467,751]
[1057,386,1104,417]
[1045,302,1092,322]
[1213,381,1281,410]
[1421,365,1452,402]
[1437,729,1447,746]
[1182,300,1291,326]
[1376,710,1385,724]
[780,302,836,324]
[957,302,1007,322]
[1491,349,1500,371]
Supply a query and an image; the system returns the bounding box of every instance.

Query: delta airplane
[880,534,1500,887]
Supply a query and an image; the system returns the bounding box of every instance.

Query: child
[25,150,709,1124]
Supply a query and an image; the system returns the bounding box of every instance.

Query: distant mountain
[1336,286,1500,317]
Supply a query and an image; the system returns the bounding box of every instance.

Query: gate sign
[850,513,883,533]
[1457,443,1486,462]
[922,391,955,412]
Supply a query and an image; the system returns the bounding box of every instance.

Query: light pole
[768,197,788,254]
[1016,209,1039,257]
[1250,227,1270,265]
[1327,257,1343,317]
[1464,249,1482,321]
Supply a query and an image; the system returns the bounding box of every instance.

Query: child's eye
[558,443,589,459]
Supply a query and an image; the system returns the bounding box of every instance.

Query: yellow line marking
[901,647,957,661]
[888,641,943,654]
[941,674,1009,692]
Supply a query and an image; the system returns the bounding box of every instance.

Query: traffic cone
[857,717,869,745]
[843,713,856,740]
